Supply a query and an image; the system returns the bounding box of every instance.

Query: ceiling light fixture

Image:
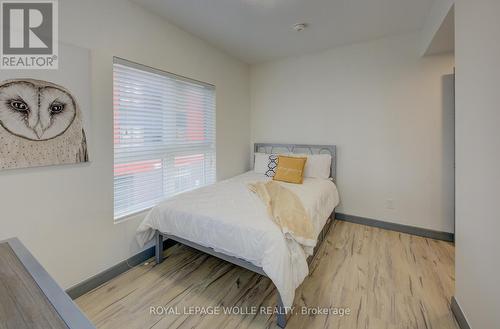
[293,23,307,32]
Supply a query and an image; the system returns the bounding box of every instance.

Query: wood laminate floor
[76,221,459,329]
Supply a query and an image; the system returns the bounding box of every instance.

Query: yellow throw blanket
[248,181,316,249]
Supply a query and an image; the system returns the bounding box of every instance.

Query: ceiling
[133,0,436,64]
[425,6,454,55]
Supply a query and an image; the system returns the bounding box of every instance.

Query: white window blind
[113,58,216,220]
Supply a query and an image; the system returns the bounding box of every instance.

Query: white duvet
[136,171,339,308]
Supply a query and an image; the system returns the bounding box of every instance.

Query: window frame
[113,57,216,222]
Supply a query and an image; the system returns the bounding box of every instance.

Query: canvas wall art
[0,43,90,170]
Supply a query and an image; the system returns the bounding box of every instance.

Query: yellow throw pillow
[273,155,307,184]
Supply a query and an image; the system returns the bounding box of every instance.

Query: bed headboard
[254,143,337,181]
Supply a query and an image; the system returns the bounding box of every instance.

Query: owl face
[0,80,77,141]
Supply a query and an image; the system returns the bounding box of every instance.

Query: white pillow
[254,153,269,173]
[254,153,279,177]
[289,153,332,179]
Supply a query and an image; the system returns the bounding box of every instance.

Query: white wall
[455,0,500,327]
[0,0,250,289]
[250,33,455,233]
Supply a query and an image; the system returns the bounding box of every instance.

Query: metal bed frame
[154,143,337,328]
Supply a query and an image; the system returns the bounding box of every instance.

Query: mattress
[136,171,339,308]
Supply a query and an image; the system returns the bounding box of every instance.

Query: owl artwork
[0,79,88,170]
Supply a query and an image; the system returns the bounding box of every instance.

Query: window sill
[114,207,151,224]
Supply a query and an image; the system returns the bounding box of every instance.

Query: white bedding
[136,171,339,308]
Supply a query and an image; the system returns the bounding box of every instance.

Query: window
[113,58,216,220]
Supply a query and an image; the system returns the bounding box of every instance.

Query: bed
[136,143,339,327]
